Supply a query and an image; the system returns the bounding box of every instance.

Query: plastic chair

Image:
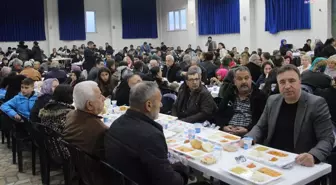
[61,140,138,185]
[30,122,71,185]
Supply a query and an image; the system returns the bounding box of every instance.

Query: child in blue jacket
[1,78,37,121]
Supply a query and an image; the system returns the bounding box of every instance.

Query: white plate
[197,131,241,145]
[245,145,297,168]
[171,144,208,159]
[224,160,283,185]
[164,130,177,138]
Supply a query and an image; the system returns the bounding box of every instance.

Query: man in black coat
[105,81,189,185]
[162,55,182,82]
[105,42,114,55]
[32,41,42,62]
[321,38,336,58]
[172,66,217,123]
[83,41,96,72]
[200,52,218,84]
[215,66,266,136]
[245,54,262,82]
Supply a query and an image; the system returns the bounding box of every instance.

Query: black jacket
[215,85,267,130]
[200,61,218,82]
[320,45,336,58]
[30,94,52,123]
[105,109,187,185]
[301,70,332,90]
[115,80,130,106]
[245,62,262,82]
[315,87,336,125]
[162,63,182,83]
[302,44,311,52]
[84,48,95,72]
[172,83,217,123]
[17,45,29,61]
[32,46,42,61]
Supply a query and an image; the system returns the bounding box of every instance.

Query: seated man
[162,55,182,83]
[173,66,217,123]
[20,61,42,81]
[115,74,142,106]
[87,60,105,81]
[105,82,190,185]
[63,81,107,157]
[63,81,109,184]
[1,78,37,121]
[215,66,267,136]
[246,65,334,167]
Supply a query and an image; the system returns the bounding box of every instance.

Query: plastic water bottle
[188,128,196,140]
[213,144,222,160]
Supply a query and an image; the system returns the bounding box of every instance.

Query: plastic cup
[242,137,253,150]
[111,100,117,106]
[194,123,202,134]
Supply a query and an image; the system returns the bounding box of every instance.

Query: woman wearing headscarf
[30,78,59,123]
[301,57,332,91]
[210,68,228,86]
[279,39,293,56]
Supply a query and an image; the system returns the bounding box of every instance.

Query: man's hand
[295,153,315,167]
[234,126,248,135]
[14,114,22,121]
[223,125,234,132]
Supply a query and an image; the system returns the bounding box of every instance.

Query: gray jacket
[246,91,335,162]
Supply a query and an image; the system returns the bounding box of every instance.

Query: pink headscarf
[216,68,228,81]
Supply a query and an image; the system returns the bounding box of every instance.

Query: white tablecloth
[102,108,331,185]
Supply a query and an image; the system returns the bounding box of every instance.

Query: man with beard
[245,65,334,171]
[215,66,267,136]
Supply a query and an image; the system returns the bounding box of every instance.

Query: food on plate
[201,155,217,165]
[184,140,190,144]
[119,106,128,111]
[166,139,176,144]
[255,146,269,151]
[201,142,214,153]
[189,151,205,157]
[223,135,239,140]
[191,139,202,149]
[230,167,248,175]
[176,146,194,153]
[258,167,282,177]
[267,150,288,157]
[220,139,228,143]
[251,171,266,182]
[270,157,278,162]
[223,144,238,152]
[249,150,263,157]
[247,163,256,168]
[208,135,222,140]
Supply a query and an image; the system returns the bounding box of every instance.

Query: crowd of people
[0,37,335,185]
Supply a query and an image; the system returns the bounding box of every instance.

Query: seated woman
[96,67,116,98]
[69,70,84,88]
[325,55,336,78]
[30,78,59,123]
[315,77,336,125]
[301,57,332,91]
[256,61,274,88]
[38,84,74,161]
[210,68,228,86]
[298,54,312,74]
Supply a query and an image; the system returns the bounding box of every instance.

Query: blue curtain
[0,0,46,42]
[58,0,86,40]
[265,0,311,34]
[198,0,240,35]
[121,0,158,39]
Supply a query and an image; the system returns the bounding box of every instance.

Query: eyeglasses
[187,78,200,82]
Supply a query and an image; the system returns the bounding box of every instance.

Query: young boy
[1,78,37,121]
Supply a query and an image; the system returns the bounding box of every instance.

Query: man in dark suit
[245,64,334,167]
[162,55,182,82]
[83,41,96,72]
[321,38,336,58]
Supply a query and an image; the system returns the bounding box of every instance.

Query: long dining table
[103,107,332,185]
